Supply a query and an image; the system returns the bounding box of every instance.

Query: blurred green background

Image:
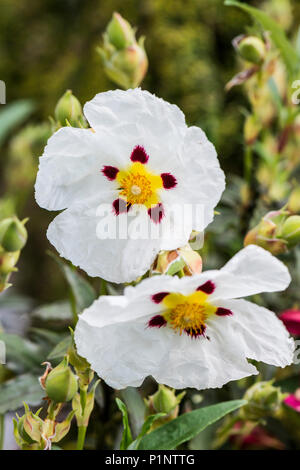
[0,0,299,302]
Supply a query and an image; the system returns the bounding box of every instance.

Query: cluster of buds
[144,385,185,430]
[14,402,75,450]
[244,207,300,255]
[97,12,148,89]
[14,332,99,450]
[151,243,202,277]
[53,90,86,131]
[240,381,285,422]
[0,216,28,293]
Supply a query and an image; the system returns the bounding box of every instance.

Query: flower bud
[107,12,135,50]
[0,216,27,252]
[98,14,148,89]
[280,309,300,336]
[280,215,300,248]
[54,90,83,127]
[152,245,202,276]
[240,381,284,421]
[15,404,43,445]
[244,210,289,255]
[45,358,78,403]
[237,36,266,65]
[144,385,185,429]
[287,188,300,214]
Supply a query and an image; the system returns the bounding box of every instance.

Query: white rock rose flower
[74,245,294,390]
[35,88,225,283]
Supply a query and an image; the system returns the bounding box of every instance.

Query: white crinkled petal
[83,88,186,135]
[46,196,186,283]
[35,127,116,211]
[161,126,225,231]
[209,245,291,300]
[75,300,258,390]
[213,298,295,368]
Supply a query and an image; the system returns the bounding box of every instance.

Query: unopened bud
[107,12,135,50]
[237,36,266,65]
[240,381,284,421]
[55,90,83,127]
[280,215,300,248]
[16,404,43,445]
[287,188,300,214]
[0,217,27,252]
[45,358,78,403]
[244,210,289,255]
[145,385,185,429]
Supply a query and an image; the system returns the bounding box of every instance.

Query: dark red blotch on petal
[152,292,169,304]
[197,280,215,295]
[102,165,119,180]
[112,198,131,215]
[216,307,233,317]
[161,173,177,189]
[130,145,149,164]
[148,315,167,328]
[185,325,206,339]
[148,203,164,224]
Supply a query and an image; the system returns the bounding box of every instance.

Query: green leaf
[128,413,166,450]
[0,332,43,372]
[48,252,96,313]
[137,399,247,450]
[225,0,299,77]
[47,336,72,360]
[0,374,44,413]
[32,301,73,325]
[119,387,146,438]
[0,100,35,146]
[116,398,133,450]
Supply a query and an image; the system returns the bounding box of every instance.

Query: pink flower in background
[280,309,300,336]
[284,389,300,412]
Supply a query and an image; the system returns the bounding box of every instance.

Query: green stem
[0,414,4,450]
[76,425,87,450]
[69,288,78,326]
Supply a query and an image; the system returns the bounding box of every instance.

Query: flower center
[116,162,163,208]
[119,172,153,205]
[167,302,207,336]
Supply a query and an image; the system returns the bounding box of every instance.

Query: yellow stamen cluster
[162,291,217,336]
[116,162,163,208]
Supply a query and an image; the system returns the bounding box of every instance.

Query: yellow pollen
[167,302,207,335]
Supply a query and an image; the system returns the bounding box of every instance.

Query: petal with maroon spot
[216,307,233,316]
[161,173,177,189]
[148,315,167,328]
[130,145,149,164]
[197,280,215,295]
[152,292,169,304]
[148,203,164,224]
[112,198,131,215]
[102,165,119,181]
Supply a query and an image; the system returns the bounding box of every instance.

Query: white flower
[35,88,225,283]
[74,245,294,390]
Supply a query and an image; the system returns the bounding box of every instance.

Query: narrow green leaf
[32,301,73,325]
[0,374,44,413]
[0,332,43,372]
[225,0,299,77]
[0,100,35,146]
[137,399,247,450]
[120,387,146,438]
[116,398,133,450]
[48,252,96,312]
[128,413,166,450]
[47,336,72,360]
